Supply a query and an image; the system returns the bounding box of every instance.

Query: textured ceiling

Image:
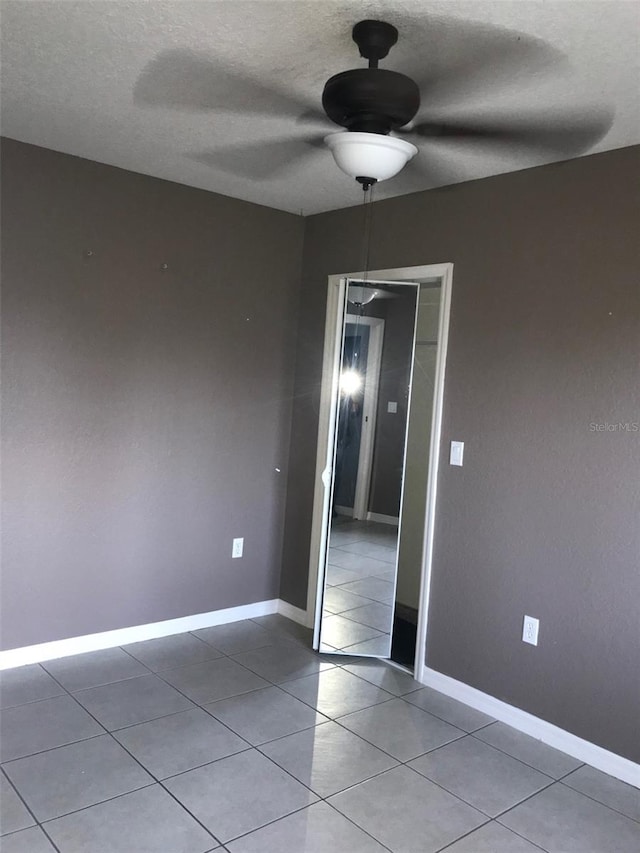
[1,0,639,214]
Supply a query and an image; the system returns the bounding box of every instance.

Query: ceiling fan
[134,17,613,188]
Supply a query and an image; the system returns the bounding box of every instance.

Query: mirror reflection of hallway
[319,280,419,656]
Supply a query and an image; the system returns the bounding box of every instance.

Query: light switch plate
[450,441,464,466]
[387,401,398,414]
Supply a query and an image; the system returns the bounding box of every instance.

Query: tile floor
[321,519,398,655]
[1,614,639,852]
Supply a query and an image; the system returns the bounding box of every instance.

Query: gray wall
[1,139,304,650]
[281,146,640,762]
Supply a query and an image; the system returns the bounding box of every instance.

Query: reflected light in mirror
[347,286,378,306]
[340,368,363,396]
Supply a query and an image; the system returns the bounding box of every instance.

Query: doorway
[308,263,454,679]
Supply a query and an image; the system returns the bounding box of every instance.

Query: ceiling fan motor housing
[322,69,420,135]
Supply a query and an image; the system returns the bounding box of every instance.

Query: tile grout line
[468,724,587,781]
[334,662,422,696]
[254,735,400,799]
[434,815,551,853]
[322,798,397,853]
[492,821,553,853]
[1,729,110,764]
[556,776,640,826]
[219,801,342,849]
[0,765,47,845]
[491,767,637,838]
[447,729,564,786]
[39,823,64,853]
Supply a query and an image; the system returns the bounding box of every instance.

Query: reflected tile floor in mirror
[2,615,638,853]
[321,519,398,655]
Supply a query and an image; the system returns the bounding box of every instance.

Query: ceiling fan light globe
[347,286,378,305]
[324,131,417,182]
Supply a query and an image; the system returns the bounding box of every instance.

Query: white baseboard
[334,506,353,517]
[366,511,399,525]
[277,599,312,628]
[332,508,399,527]
[0,599,281,670]
[420,666,640,789]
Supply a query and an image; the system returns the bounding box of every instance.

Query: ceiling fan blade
[134,48,318,119]
[189,135,324,180]
[404,108,614,156]
[402,17,567,105]
[296,108,333,128]
[386,147,456,193]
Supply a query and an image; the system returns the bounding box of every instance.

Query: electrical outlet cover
[522,615,539,646]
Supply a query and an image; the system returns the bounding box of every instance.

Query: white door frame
[308,263,454,681]
[343,313,385,521]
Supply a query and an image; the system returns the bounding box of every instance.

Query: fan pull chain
[351,182,376,376]
[361,182,375,283]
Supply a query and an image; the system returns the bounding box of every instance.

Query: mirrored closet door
[318,279,419,657]
[315,276,444,666]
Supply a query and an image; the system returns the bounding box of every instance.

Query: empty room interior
[0,2,639,852]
